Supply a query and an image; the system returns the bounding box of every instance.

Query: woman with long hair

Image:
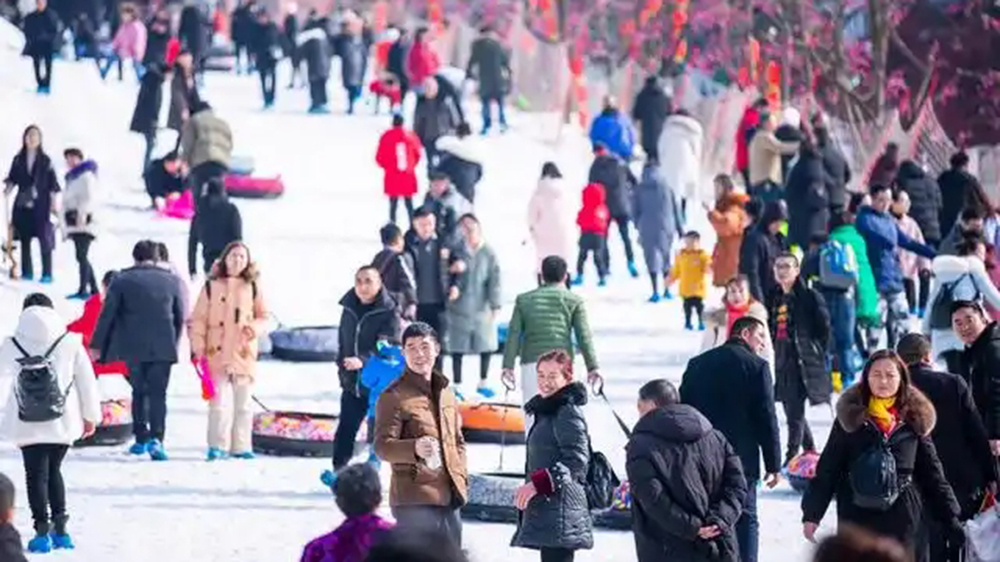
[3,125,60,282]
[189,241,268,461]
[527,162,574,285]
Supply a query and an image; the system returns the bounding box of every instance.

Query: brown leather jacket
[374,369,468,507]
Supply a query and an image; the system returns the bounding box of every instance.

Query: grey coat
[512,382,594,551]
[632,164,684,273]
[466,36,509,99]
[167,71,198,133]
[90,264,185,364]
[444,243,501,354]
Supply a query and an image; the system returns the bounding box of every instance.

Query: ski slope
[0,53,837,560]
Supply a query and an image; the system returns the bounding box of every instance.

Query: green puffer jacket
[830,224,879,325]
[502,285,598,371]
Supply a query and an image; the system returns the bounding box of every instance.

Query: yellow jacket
[669,249,711,298]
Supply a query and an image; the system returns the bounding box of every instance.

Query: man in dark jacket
[144,151,186,208]
[630,76,672,161]
[374,223,417,321]
[898,333,998,561]
[188,178,242,277]
[251,9,281,108]
[939,151,991,238]
[334,17,370,114]
[386,28,410,100]
[130,63,167,174]
[939,206,986,256]
[784,142,830,250]
[588,142,637,277]
[766,252,831,464]
[424,172,472,246]
[466,26,510,134]
[813,116,851,215]
[897,159,943,247]
[283,8,300,88]
[739,201,788,302]
[22,0,60,93]
[90,240,185,461]
[297,23,331,113]
[231,0,258,75]
[680,316,781,562]
[405,207,460,371]
[413,78,461,171]
[954,301,1000,458]
[629,379,746,562]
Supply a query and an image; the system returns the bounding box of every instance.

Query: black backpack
[929,273,980,330]
[849,438,900,511]
[12,333,72,423]
[585,440,620,510]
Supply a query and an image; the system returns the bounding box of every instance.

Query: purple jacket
[300,514,394,562]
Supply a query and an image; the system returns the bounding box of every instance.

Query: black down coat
[765,279,831,405]
[785,146,830,250]
[129,65,165,136]
[627,404,746,562]
[466,36,509,99]
[188,192,242,276]
[908,363,998,518]
[337,288,400,396]
[816,129,851,214]
[372,248,417,317]
[588,153,631,219]
[897,160,942,242]
[630,78,672,158]
[738,222,788,303]
[511,382,594,552]
[938,167,991,238]
[178,5,208,63]
[21,9,59,57]
[960,322,1000,440]
[299,27,331,82]
[802,384,960,557]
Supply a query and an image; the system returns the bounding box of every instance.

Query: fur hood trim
[836,383,937,436]
[434,135,484,165]
[65,160,97,181]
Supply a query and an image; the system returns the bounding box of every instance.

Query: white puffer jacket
[0,306,102,447]
[657,113,704,202]
[62,160,99,237]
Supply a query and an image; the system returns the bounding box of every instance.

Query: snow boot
[571,274,584,286]
[320,469,337,489]
[206,447,226,461]
[648,293,661,303]
[28,534,52,553]
[231,451,255,460]
[627,261,639,278]
[51,534,75,550]
[39,275,52,284]
[128,441,149,455]
[147,439,168,461]
[476,381,496,399]
[597,277,607,287]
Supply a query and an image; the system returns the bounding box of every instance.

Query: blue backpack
[818,240,859,291]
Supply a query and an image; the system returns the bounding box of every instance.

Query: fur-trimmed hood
[835,383,937,436]
[434,135,484,165]
[65,159,97,181]
[524,381,588,415]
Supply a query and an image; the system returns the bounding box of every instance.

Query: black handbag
[64,210,79,227]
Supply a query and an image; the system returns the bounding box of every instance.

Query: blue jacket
[360,345,405,417]
[855,206,936,294]
[588,109,635,161]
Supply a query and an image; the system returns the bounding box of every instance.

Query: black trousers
[332,389,368,469]
[69,233,98,294]
[129,361,173,443]
[782,377,815,461]
[21,444,69,535]
[683,297,704,326]
[390,196,415,224]
[609,215,635,265]
[576,233,608,278]
[258,65,276,105]
[32,52,53,88]
[540,548,575,562]
[452,352,491,384]
[14,209,53,280]
[417,303,446,371]
[392,505,462,548]
[309,78,328,109]
[189,161,228,206]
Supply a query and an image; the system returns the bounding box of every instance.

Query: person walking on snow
[631,75,672,162]
[707,175,749,288]
[952,301,1000,457]
[178,3,209,77]
[588,96,636,162]
[373,223,418,321]
[230,0,258,75]
[3,124,60,283]
[573,182,611,286]
[406,27,440,96]
[466,25,510,134]
[130,62,167,175]
[588,143,636,277]
[180,101,233,205]
[376,114,422,225]
[747,112,799,203]
[168,51,201,136]
[435,123,484,204]
[21,0,59,93]
[424,172,472,246]
[632,158,684,302]
[188,178,242,278]
[251,9,282,109]
[67,270,129,378]
[502,256,600,417]
[101,4,146,82]
[666,231,711,330]
[374,322,467,548]
[413,78,461,172]
[90,240,185,461]
[298,22,332,113]
[527,163,574,285]
[939,151,991,238]
[891,190,932,316]
[680,316,782,562]
[735,98,768,189]
[896,160,943,248]
[657,108,704,215]
[628,379,746,562]
[444,214,501,392]
[784,136,831,251]
[335,15,370,114]
[189,242,267,462]
[738,201,788,303]
[829,203,880,356]
[60,148,100,299]
[0,293,101,554]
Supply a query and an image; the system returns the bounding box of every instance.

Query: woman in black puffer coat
[512,350,593,562]
[802,350,961,562]
[897,160,943,246]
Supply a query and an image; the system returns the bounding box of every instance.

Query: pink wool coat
[895,214,931,279]
[111,20,147,61]
[527,177,575,272]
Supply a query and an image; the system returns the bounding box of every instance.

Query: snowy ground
[0,53,837,560]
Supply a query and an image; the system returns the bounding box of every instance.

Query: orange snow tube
[459,402,526,444]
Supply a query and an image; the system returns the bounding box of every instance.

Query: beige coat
[700,300,775,374]
[188,272,267,380]
[748,130,798,186]
[179,110,233,169]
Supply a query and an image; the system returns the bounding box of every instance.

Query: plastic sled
[459,401,525,444]
[270,325,339,362]
[461,472,522,524]
[785,450,820,493]
[252,410,366,457]
[224,174,284,199]
[159,190,195,220]
[74,399,133,447]
[229,155,256,176]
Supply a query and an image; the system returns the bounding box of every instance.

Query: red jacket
[577,183,610,235]
[165,37,181,68]
[375,126,423,197]
[735,106,761,172]
[67,294,129,377]
[406,41,440,86]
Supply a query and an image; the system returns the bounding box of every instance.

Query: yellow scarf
[868,396,897,434]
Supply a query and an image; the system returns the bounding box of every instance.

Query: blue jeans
[346,85,362,113]
[480,95,507,131]
[736,484,758,562]
[823,289,860,385]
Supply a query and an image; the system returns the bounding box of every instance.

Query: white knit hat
[781,107,801,128]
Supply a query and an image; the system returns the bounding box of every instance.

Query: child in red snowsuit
[573,182,611,286]
[375,114,423,224]
[67,271,128,377]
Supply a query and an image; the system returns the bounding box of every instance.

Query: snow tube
[74,400,133,447]
[252,410,367,457]
[459,402,525,444]
[786,450,820,493]
[224,174,285,199]
[461,472,521,524]
[229,156,256,176]
[159,190,195,220]
[270,325,339,362]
